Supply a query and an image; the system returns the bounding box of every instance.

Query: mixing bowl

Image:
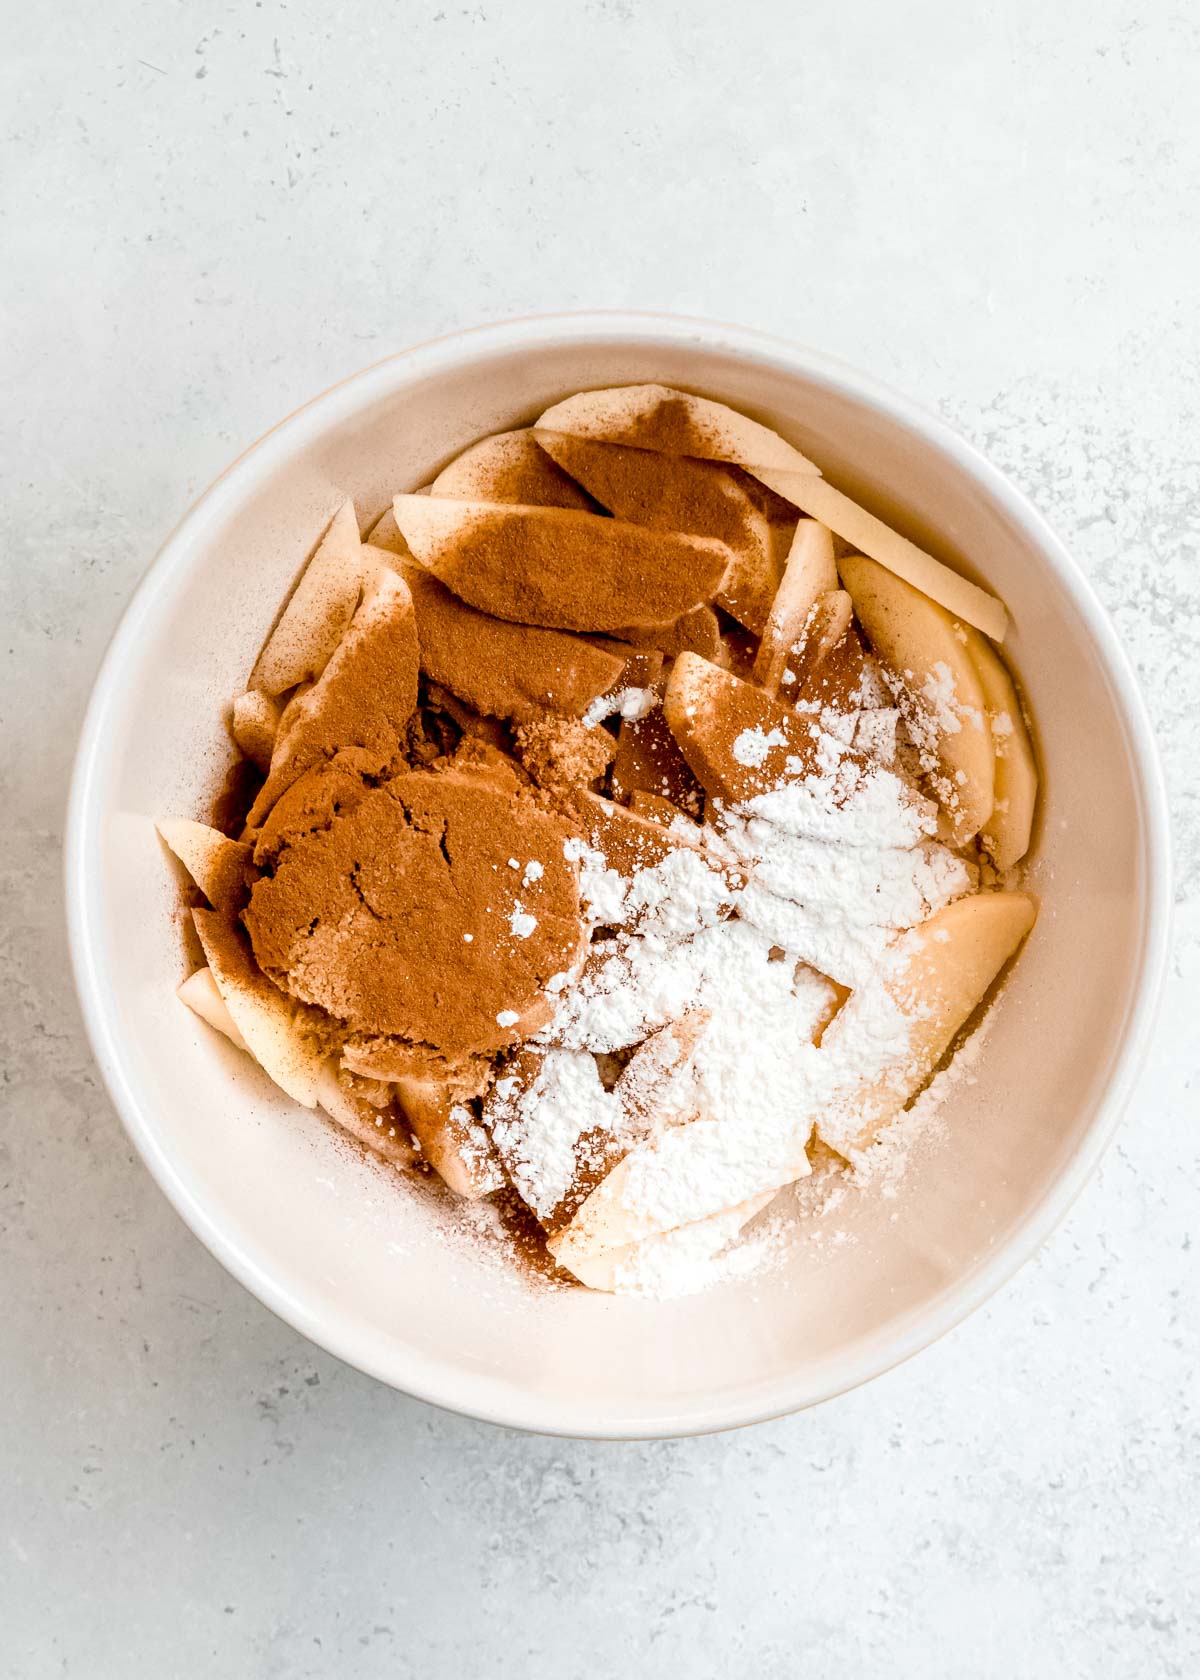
[65,314,1171,1437]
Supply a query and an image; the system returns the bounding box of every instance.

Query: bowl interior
[69,320,1163,1435]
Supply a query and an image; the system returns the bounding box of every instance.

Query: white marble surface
[4,2,1199,1674]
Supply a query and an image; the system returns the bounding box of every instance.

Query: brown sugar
[535,430,778,632]
[361,545,625,721]
[512,715,616,792]
[243,764,585,1057]
[248,569,419,827]
[391,497,732,633]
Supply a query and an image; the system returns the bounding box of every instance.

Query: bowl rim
[64,310,1173,1438]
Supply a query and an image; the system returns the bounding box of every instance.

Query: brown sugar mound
[243,764,585,1057]
[391,497,731,633]
[512,715,616,792]
[360,545,624,721]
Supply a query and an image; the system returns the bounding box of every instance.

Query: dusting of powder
[732,725,787,767]
[498,716,1000,1298]
[582,685,659,727]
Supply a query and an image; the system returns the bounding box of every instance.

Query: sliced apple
[663,653,829,805]
[838,553,994,846]
[752,518,837,693]
[535,430,777,632]
[606,603,726,663]
[391,495,731,633]
[157,819,253,912]
[549,1116,811,1272]
[229,689,283,773]
[536,383,822,477]
[364,506,409,556]
[611,705,704,816]
[358,543,623,721]
[816,890,1037,1155]
[430,428,596,510]
[177,965,247,1050]
[393,1076,504,1199]
[628,790,689,826]
[192,909,325,1107]
[249,499,374,695]
[963,629,1038,870]
[573,789,695,877]
[614,1008,709,1139]
[247,567,419,826]
[559,1188,776,1292]
[756,473,1009,643]
[315,1062,416,1170]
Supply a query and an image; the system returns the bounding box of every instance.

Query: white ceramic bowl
[66,314,1171,1438]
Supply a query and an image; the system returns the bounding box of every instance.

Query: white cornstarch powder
[492,709,988,1297]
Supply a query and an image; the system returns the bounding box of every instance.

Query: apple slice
[430,428,596,510]
[393,1076,504,1199]
[549,1116,812,1273]
[816,891,1037,1155]
[757,473,1009,643]
[559,1189,776,1292]
[963,629,1039,870]
[536,383,822,476]
[753,518,837,692]
[249,499,373,695]
[391,496,731,633]
[610,705,704,816]
[535,430,777,632]
[838,553,994,846]
[177,966,247,1050]
[605,604,726,663]
[364,506,409,556]
[247,567,419,826]
[663,653,828,804]
[157,819,253,912]
[314,1063,417,1170]
[358,543,624,721]
[192,909,325,1107]
[229,690,283,773]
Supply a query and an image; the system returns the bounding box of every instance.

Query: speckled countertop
[3,3,1198,1675]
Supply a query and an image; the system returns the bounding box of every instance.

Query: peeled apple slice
[534,429,778,633]
[250,499,371,695]
[962,628,1038,870]
[391,496,731,632]
[393,1076,505,1200]
[752,518,837,693]
[229,690,283,773]
[838,553,994,846]
[314,1063,416,1170]
[192,909,325,1107]
[560,1189,777,1292]
[757,472,1008,643]
[536,383,822,477]
[177,966,247,1050]
[663,652,831,804]
[549,1118,812,1275]
[157,819,252,913]
[816,890,1037,1156]
[429,429,596,510]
